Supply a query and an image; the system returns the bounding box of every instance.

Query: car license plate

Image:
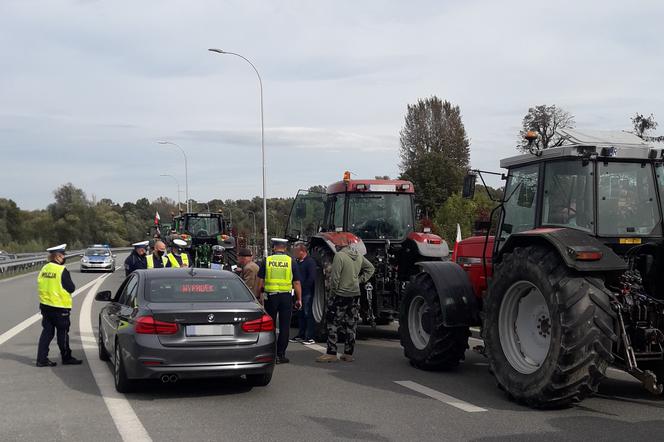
[186,324,234,336]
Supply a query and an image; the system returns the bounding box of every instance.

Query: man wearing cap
[146,240,167,269]
[166,238,191,268]
[36,244,82,367]
[236,248,260,296]
[256,238,303,364]
[124,241,148,276]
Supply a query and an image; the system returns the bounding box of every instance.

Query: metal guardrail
[0,248,132,276]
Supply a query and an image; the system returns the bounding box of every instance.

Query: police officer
[256,238,302,364]
[36,244,82,367]
[124,241,148,276]
[146,240,167,269]
[166,238,191,268]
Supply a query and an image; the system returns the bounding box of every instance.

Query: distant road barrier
[0,248,132,276]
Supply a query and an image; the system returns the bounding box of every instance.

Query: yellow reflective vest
[167,253,190,268]
[147,254,167,269]
[37,262,72,308]
[264,254,293,293]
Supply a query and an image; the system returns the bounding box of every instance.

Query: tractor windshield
[185,216,222,236]
[347,193,413,240]
[597,162,661,236]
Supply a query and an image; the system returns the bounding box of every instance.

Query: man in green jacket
[316,239,374,363]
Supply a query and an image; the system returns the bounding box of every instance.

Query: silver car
[81,247,116,272]
[95,268,276,392]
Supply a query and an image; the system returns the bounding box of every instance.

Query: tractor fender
[312,232,367,256]
[406,232,449,258]
[500,227,627,272]
[416,261,481,327]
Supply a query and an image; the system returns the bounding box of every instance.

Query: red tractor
[286,173,448,338]
[399,131,664,408]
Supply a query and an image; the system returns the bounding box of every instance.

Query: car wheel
[114,342,133,393]
[246,371,273,387]
[98,321,110,361]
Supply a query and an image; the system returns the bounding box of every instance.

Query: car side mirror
[95,290,112,302]
[462,174,477,199]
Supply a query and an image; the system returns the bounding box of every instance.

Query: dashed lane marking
[80,274,152,442]
[394,380,488,413]
[0,275,106,346]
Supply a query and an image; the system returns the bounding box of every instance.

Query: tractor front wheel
[484,245,616,408]
[399,272,470,370]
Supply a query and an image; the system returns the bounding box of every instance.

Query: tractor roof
[327,179,415,194]
[501,129,656,169]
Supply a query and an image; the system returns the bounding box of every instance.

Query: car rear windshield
[147,278,254,303]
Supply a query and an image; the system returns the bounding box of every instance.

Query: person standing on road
[236,248,260,297]
[256,238,303,364]
[36,244,83,367]
[124,241,148,276]
[290,242,317,345]
[146,240,167,269]
[166,239,191,268]
[316,238,374,363]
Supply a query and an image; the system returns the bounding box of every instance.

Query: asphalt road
[2,254,664,441]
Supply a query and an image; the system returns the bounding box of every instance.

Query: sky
[1,0,663,209]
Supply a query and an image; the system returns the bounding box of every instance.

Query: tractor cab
[168,212,236,269]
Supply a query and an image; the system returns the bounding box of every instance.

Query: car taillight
[241,314,275,333]
[135,316,179,335]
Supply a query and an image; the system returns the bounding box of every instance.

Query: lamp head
[208,48,225,54]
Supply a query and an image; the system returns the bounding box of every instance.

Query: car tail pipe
[160,374,179,383]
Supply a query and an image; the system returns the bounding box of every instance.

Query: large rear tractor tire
[484,245,617,408]
[399,273,470,370]
[311,245,334,342]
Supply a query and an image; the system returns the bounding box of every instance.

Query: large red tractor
[286,173,448,338]
[399,131,664,408]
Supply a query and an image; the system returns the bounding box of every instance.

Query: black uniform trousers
[37,304,72,362]
[264,292,292,357]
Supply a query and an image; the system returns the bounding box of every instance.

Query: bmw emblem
[207,314,215,323]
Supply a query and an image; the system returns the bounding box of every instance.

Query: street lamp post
[247,210,257,251]
[157,141,190,213]
[208,48,268,257]
[159,174,182,212]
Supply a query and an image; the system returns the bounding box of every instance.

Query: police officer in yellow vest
[147,240,168,269]
[36,244,82,367]
[256,238,302,364]
[166,238,190,268]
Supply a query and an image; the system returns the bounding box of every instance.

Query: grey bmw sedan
[95,268,275,393]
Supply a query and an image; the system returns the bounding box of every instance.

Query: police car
[80,245,116,273]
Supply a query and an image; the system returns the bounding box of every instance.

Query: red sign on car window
[180,284,215,293]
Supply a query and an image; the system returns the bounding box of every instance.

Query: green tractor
[170,212,237,269]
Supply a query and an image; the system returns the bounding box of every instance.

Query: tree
[435,190,498,243]
[399,96,470,216]
[632,113,659,140]
[518,105,575,151]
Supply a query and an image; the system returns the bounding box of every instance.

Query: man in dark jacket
[124,241,148,276]
[290,242,317,344]
[316,238,374,363]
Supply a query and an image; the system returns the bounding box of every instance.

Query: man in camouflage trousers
[316,238,374,363]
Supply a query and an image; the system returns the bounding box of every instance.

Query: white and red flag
[154,211,160,225]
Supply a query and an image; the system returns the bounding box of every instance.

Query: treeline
[0,183,295,253]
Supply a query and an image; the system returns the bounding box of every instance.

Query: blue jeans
[297,294,315,340]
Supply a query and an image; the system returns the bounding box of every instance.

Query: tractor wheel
[399,272,470,370]
[311,245,334,342]
[484,245,617,409]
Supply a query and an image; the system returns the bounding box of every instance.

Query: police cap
[132,240,149,249]
[46,244,67,254]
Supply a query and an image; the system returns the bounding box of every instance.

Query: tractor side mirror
[517,183,535,208]
[462,174,477,199]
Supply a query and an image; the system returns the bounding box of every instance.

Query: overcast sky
[1,0,662,209]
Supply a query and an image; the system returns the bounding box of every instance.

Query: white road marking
[470,327,481,333]
[304,343,328,354]
[395,380,487,413]
[79,274,152,442]
[0,276,106,346]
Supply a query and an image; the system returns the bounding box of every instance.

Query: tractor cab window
[286,190,326,241]
[331,194,345,230]
[347,193,413,240]
[500,164,539,241]
[598,162,660,236]
[186,216,221,237]
[542,160,594,233]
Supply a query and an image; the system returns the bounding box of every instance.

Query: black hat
[238,248,253,257]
